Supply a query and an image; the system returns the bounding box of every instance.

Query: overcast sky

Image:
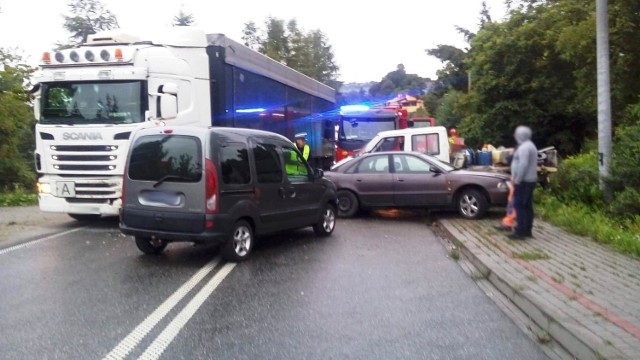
[0,0,507,83]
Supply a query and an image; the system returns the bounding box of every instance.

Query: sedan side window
[393,155,431,173]
[357,155,389,174]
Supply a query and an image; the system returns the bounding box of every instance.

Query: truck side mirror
[31,85,41,122]
[159,94,177,120]
[161,83,178,95]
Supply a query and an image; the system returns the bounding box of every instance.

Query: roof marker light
[70,50,80,62]
[42,52,51,64]
[100,49,110,61]
[54,52,64,63]
[85,50,95,62]
[114,48,123,61]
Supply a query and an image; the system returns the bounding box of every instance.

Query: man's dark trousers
[513,182,536,236]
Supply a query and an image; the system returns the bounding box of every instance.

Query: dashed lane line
[102,257,222,360]
[0,226,86,256]
[138,262,237,360]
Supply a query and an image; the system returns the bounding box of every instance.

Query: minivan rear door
[123,133,206,234]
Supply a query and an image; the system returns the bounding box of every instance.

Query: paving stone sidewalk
[438,215,640,360]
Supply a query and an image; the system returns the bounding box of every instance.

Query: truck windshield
[339,118,396,142]
[40,81,145,125]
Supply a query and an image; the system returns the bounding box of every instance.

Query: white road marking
[138,262,237,360]
[102,257,222,360]
[0,227,86,256]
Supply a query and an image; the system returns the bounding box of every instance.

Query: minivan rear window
[128,135,202,182]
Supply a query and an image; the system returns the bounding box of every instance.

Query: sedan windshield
[425,155,455,172]
[40,81,145,125]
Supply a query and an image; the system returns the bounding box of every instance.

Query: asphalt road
[0,210,548,360]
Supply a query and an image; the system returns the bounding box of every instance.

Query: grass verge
[0,192,38,207]
[535,191,640,257]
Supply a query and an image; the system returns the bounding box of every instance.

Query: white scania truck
[33,27,336,220]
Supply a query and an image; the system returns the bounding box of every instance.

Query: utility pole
[596,0,612,201]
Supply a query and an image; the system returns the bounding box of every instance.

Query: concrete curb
[437,220,626,360]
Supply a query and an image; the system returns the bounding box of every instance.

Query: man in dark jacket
[508,126,538,240]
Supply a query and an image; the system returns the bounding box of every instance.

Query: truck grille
[48,143,120,173]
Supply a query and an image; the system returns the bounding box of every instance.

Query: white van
[332,126,450,169]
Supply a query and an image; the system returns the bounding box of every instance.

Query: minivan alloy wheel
[233,224,252,257]
[313,204,336,237]
[321,207,335,232]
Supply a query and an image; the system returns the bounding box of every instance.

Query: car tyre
[221,220,254,262]
[69,214,101,221]
[135,236,167,255]
[313,203,336,237]
[457,188,489,219]
[337,190,359,218]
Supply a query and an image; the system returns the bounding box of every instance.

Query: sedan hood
[450,169,510,181]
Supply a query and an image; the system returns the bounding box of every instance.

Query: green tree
[260,17,289,63]
[0,48,35,191]
[60,0,119,47]
[172,7,195,26]
[241,21,260,50]
[369,64,426,99]
[241,17,340,87]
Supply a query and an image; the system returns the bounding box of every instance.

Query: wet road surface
[0,212,548,359]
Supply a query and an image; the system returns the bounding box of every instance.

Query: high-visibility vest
[299,144,310,161]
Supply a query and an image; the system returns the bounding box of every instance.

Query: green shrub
[0,191,37,207]
[547,151,603,208]
[535,190,640,257]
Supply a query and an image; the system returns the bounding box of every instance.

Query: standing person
[508,126,538,240]
[295,132,310,161]
[448,128,458,145]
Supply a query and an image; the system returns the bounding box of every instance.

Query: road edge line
[0,226,86,256]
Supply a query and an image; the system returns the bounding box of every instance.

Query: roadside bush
[607,122,640,217]
[535,190,640,257]
[547,151,603,208]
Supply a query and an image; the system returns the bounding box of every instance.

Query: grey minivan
[120,126,338,262]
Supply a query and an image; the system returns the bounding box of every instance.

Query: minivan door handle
[279,187,296,198]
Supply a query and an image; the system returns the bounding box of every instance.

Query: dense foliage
[0,49,35,192]
[242,17,340,88]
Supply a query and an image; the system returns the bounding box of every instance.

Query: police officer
[295,132,310,161]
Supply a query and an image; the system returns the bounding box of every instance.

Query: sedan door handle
[397,178,405,182]
[355,178,363,182]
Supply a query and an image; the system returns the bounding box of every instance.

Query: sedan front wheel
[337,190,359,218]
[457,188,489,219]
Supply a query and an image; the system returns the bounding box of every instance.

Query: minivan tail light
[205,159,218,214]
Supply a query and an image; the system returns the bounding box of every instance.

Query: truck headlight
[37,182,51,194]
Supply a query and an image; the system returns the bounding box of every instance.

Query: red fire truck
[335,106,408,162]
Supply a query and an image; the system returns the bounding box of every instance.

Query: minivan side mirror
[314,168,324,179]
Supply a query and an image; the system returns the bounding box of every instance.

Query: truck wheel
[457,188,489,220]
[313,203,336,237]
[69,214,101,221]
[221,220,254,262]
[337,190,359,218]
[135,236,167,255]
